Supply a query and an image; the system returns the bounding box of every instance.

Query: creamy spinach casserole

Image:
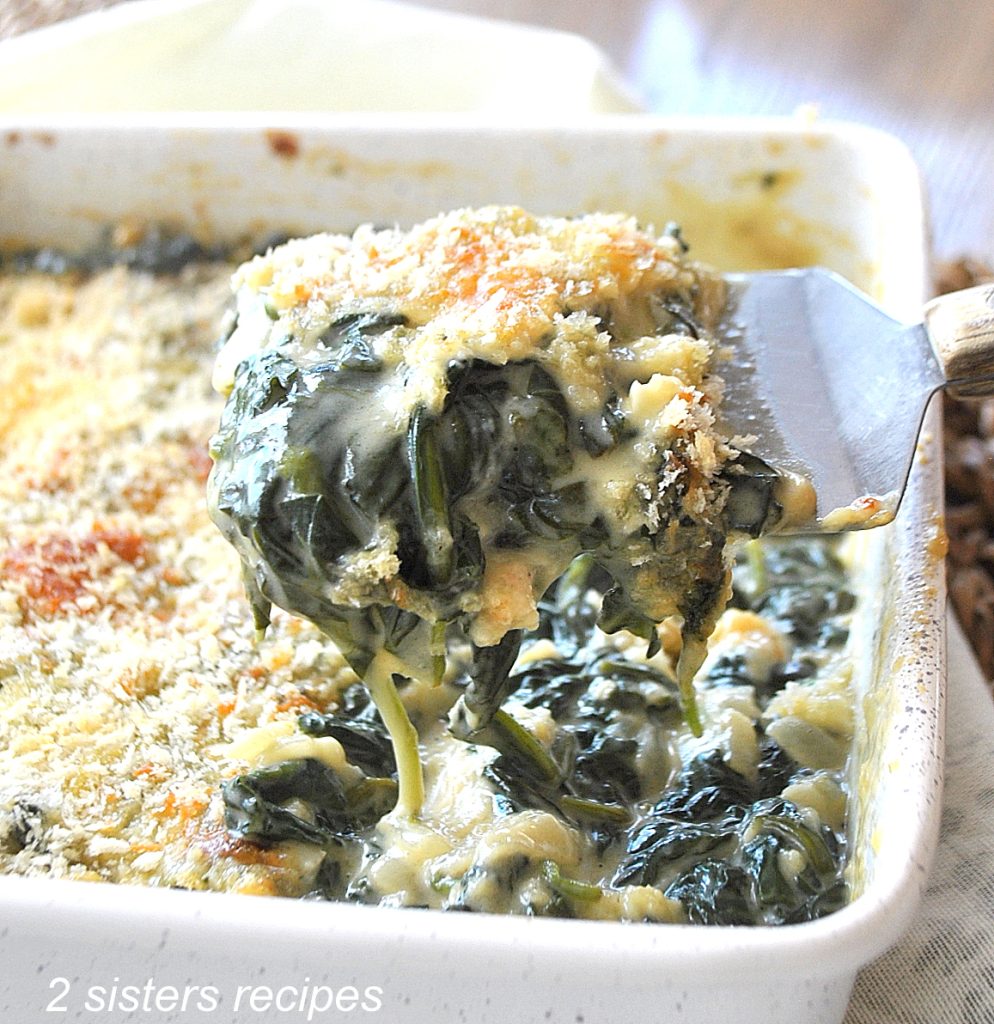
[0,212,851,925]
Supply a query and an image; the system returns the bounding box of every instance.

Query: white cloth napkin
[846,612,994,1024]
[2,3,990,1021]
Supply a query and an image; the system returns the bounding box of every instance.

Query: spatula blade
[720,268,944,532]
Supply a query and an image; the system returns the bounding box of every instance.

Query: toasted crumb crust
[215,206,726,418]
[0,265,357,895]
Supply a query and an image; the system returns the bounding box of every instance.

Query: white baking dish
[0,115,943,1024]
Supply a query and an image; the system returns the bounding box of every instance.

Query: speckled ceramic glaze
[0,116,942,1024]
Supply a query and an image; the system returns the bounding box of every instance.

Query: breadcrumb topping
[0,265,357,894]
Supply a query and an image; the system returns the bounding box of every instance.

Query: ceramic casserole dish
[0,115,943,1024]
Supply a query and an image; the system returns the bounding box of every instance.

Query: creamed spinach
[207,210,852,925]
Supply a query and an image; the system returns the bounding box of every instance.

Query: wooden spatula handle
[924,283,994,398]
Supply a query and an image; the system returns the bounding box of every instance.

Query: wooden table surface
[417,0,994,265]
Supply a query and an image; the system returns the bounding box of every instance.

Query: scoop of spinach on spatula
[207,208,789,818]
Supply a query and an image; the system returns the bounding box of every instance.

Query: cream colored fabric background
[846,615,994,1024]
[1,3,991,1021]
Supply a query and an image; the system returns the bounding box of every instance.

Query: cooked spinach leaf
[222,758,350,846]
[665,860,756,925]
[298,699,396,779]
[658,796,847,925]
[221,749,400,850]
[722,451,785,537]
[1,799,46,855]
[0,224,238,275]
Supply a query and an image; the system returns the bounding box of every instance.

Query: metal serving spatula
[718,270,994,532]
